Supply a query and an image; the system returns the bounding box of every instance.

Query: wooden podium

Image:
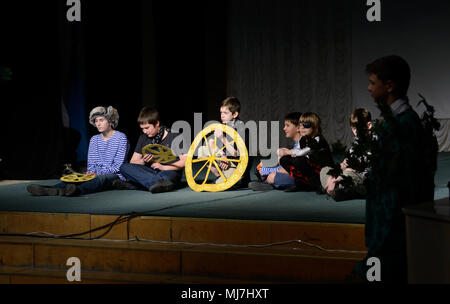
[403,198,450,284]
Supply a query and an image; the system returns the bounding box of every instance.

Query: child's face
[351,122,372,137]
[220,106,238,124]
[368,73,390,104]
[95,116,112,133]
[283,121,300,139]
[299,123,314,137]
[140,121,160,138]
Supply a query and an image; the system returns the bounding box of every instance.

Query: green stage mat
[0,153,448,224]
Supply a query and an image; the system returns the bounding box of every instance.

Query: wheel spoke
[193,160,210,180]
[217,139,235,154]
[212,160,227,182]
[214,157,241,163]
[202,134,213,156]
[202,161,213,185]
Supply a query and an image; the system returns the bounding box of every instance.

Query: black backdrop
[0,0,227,179]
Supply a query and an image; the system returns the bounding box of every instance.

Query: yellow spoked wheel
[142,144,177,164]
[60,173,96,183]
[185,123,248,192]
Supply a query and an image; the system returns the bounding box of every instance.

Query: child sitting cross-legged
[196,97,251,186]
[27,106,129,197]
[320,108,374,201]
[113,107,186,193]
[249,112,302,191]
[279,112,334,192]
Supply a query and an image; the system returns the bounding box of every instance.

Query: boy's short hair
[138,106,160,125]
[349,108,372,128]
[284,112,302,125]
[300,112,321,138]
[365,55,411,98]
[221,97,241,114]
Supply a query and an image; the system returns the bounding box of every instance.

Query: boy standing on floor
[113,107,186,193]
[353,55,435,283]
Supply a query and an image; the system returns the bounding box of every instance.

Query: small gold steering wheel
[60,173,96,183]
[142,144,177,164]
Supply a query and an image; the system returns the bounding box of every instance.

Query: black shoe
[316,185,327,195]
[27,184,61,196]
[248,181,274,191]
[283,185,300,192]
[62,183,79,197]
[112,179,138,190]
[331,187,360,202]
[149,180,175,193]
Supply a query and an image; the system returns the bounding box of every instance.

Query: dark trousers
[279,155,321,191]
[55,174,119,194]
[120,163,180,190]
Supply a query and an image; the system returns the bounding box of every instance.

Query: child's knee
[120,163,132,174]
[267,172,276,184]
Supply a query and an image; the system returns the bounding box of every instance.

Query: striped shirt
[87,131,129,180]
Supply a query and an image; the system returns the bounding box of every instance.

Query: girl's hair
[299,112,321,138]
[284,112,302,126]
[349,108,372,128]
[137,106,160,125]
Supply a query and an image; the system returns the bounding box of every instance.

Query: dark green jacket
[365,107,434,255]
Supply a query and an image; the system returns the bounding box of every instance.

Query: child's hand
[325,176,341,194]
[277,148,291,157]
[179,154,187,162]
[86,172,98,178]
[151,162,164,171]
[143,154,154,164]
[340,159,348,171]
[214,128,224,139]
[219,161,230,171]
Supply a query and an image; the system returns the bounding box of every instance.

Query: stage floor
[0,153,448,224]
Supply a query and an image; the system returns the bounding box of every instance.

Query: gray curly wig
[89,106,119,129]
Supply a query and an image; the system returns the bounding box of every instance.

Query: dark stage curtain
[0,0,227,180]
[0,1,64,180]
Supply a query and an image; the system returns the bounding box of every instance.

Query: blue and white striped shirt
[87,131,129,180]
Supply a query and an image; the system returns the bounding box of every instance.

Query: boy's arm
[151,155,186,171]
[214,129,237,157]
[130,152,146,165]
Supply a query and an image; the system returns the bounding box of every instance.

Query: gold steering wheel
[185,123,248,192]
[60,173,96,183]
[142,144,177,164]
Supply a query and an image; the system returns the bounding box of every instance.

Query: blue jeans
[120,163,181,190]
[272,172,295,189]
[55,174,119,194]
